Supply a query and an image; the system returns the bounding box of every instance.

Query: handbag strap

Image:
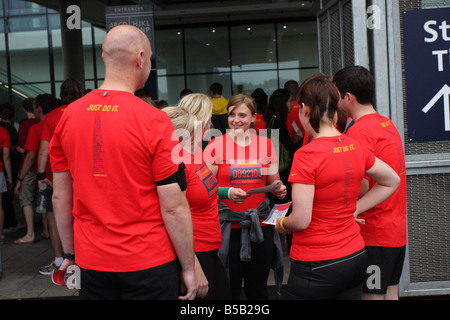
[267,116,277,137]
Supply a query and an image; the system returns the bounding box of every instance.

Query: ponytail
[297,74,341,134]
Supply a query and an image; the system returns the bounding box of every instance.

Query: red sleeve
[18,122,28,148]
[40,118,52,142]
[288,149,315,185]
[49,132,69,173]
[149,112,179,182]
[24,124,40,153]
[0,128,11,148]
[362,143,376,172]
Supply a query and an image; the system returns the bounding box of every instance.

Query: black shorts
[78,259,180,300]
[363,246,406,294]
[285,249,368,300]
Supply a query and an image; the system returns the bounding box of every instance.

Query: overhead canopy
[25,0,323,27]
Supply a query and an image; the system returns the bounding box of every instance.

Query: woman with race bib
[205,93,287,300]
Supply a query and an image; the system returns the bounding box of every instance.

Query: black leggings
[285,249,368,300]
[228,226,274,300]
[196,250,232,300]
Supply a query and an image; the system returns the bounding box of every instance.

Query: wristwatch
[63,252,75,261]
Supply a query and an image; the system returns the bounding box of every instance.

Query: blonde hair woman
[164,93,232,300]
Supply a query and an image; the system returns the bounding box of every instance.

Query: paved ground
[1,222,448,301]
[0,223,78,300]
[0,222,289,300]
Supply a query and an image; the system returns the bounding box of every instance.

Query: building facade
[0,0,320,118]
[0,0,448,298]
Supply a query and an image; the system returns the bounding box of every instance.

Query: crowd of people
[1,25,407,301]
[0,81,85,276]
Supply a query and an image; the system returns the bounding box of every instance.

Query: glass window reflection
[158,75,185,105]
[155,29,184,76]
[278,68,318,89]
[6,0,46,16]
[232,70,278,95]
[8,16,50,83]
[185,26,230,74]
[186,73,231,99]
[231,24,277,72]
[277,21,318,69]
[94,27,106,80]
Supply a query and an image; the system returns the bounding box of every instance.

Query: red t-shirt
[49,89,180,272]
[0,126,11,172]
[205,132,277,219]
[24,122,47,173]
[179,145,222,252]
[18,118,39,148]
[286,101,302,139]
[18,118,39,170]
[346,113,407,247]
[41,105,67,182]
[288,134,375,261]
[253,114,266,134]
[41,105,67,142]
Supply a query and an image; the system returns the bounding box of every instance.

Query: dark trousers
[228,226,274,300]
[196,250,232,300]
[285,249,368,300]
[79,259,179,300]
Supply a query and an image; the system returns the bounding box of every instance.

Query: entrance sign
[105,4,158,100]
[403,8,450,142]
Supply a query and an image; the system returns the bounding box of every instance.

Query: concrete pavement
[0,223,289,300]
[0,224,78,300]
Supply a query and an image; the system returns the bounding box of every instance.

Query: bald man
[49,25,201,300]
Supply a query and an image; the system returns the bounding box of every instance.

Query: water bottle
[36,183,50,214]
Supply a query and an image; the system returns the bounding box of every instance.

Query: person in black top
[264,89,300,252]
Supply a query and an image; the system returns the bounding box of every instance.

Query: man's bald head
[103,25,151,63]
[102,25,152,90]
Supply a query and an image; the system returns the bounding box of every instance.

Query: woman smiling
[205,93,286,300]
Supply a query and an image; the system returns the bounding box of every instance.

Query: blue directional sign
[403,8,450,142]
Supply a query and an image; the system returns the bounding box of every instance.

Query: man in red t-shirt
[334,66,407,300]
[49,25,199,300]
[14,98,38,243]
[14,97,43,243]
[35,80,82,275]
[284,80,304,143]
[14,95,56,263]
[37,78,83,189]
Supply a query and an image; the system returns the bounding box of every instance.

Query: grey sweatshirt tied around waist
[217,198,284,293]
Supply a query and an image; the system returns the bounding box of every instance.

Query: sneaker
[3,226,17,233]
[39,261,59,275]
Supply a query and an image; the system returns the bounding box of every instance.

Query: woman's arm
[275,183,314,233]
[206,162,250,204]
[267,169,287,200]
[354,157,400,224]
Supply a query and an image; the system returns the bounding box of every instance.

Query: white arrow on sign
[422,84,450,131]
